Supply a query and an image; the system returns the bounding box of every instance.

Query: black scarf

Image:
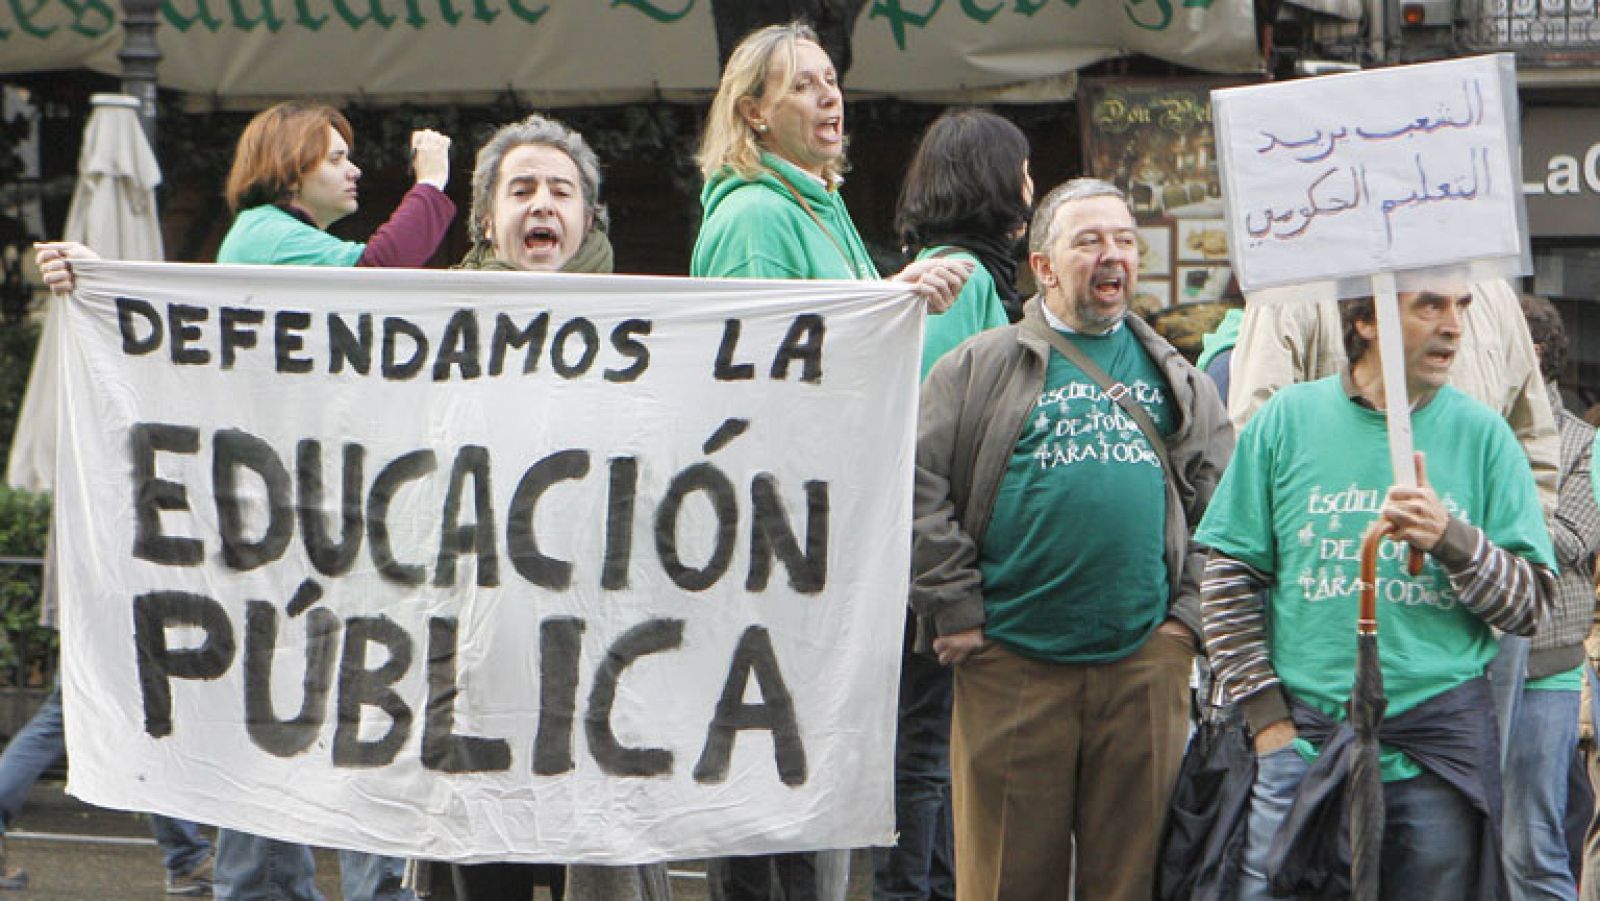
[275,203,318,227]
[917,230,1024,322]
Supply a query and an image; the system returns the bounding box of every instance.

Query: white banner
[54,260,922,864]
[1213,54,1530,297]
[2,0,1259,104]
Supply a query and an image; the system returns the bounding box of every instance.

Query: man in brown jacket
[911,178,1233,901]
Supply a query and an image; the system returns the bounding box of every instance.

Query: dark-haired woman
[876,108,1032,901]
[897,107,1033,376]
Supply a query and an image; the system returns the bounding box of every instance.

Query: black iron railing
[1464,0,1600,58]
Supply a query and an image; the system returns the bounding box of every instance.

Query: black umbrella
[1350,523,1390,899]
[1157,680,1256,901]
[1352,525,1420,899]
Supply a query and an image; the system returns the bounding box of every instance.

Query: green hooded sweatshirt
[691,153,878,281]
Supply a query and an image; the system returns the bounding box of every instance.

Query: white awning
[3,1,1261,105]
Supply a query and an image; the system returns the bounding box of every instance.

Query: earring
[754,122,769,133]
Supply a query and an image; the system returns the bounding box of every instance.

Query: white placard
[54,261,921,864]
[1213,54,1530,296]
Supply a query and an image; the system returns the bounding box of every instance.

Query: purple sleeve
[355,183,457,269]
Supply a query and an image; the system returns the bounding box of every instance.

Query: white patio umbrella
[7,93,162,493]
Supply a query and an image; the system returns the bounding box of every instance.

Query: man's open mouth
[524,226,560,252]
[1092,272,1124,300]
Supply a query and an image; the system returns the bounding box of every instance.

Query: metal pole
[1369,0,1391,63]
[1372,271,1417,489]
[117,0,163,145]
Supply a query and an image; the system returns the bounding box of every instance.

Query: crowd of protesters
[26,16,1600,901]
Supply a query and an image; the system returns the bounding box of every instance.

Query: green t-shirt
[1197,378,1554,781]
[979,323,1174,663]
[918,249,1009,380]
[1527,665,1582,692]
[216,205,364,267]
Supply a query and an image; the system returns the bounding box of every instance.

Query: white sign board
[1213,54,1530,296]
[54,261,921,864]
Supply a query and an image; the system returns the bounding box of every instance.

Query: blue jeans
[337,848,411,901]
[0,685,210,876]
[150,814,214,877]
[214,829,411,901]
[1490,634,1531,768]
[1502,688,1580,901]
[0,686,64,834]
[1238,743,1480,900]
[872,642,955,901]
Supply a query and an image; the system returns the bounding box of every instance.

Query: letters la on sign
[1212,53,1530,294]
[54,261,919,864]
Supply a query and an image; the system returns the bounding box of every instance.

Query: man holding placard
[1203,51,1561,898]
[1227,285,1558,786]
[911,178,1231,900]
[1228,282,1557,511]
[1198,287,1555,898]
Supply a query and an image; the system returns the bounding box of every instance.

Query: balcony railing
[1464,0,1600,60]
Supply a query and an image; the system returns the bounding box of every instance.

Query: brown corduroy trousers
[950,630,1194,901]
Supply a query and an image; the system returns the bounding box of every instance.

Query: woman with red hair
[39,101,454,280]
[38,100,456,901]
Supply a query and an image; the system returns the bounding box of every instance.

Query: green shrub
[0,488,52,687]
[0,317,40,464]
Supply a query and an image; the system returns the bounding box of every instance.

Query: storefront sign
[1520,105,1600,238]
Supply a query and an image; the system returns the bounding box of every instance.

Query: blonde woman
[690,20,969,901]
[690,21,968,308]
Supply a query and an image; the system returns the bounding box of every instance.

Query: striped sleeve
[1202,551,1289,732]
[1435,518,1557,636]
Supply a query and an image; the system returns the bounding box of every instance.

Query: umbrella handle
[1358,524,1387,635]
[1359,524,1424,634]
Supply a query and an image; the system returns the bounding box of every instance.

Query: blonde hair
[695,21,846,183]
